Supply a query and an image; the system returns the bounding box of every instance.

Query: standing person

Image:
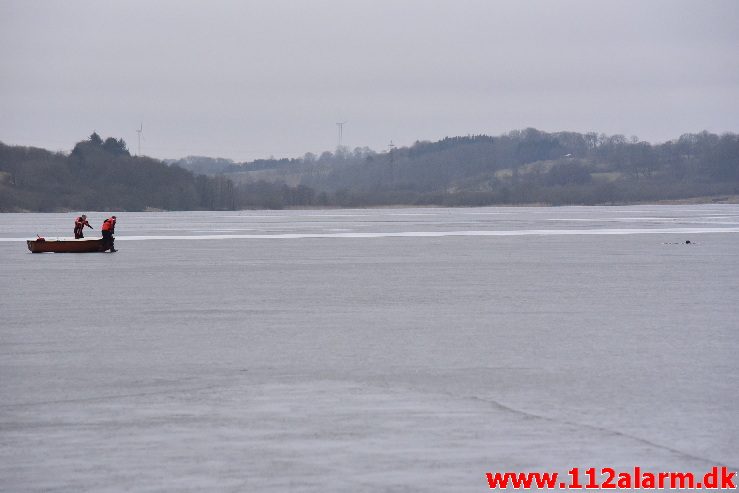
[74,214,92,239]
[101,216,117,252]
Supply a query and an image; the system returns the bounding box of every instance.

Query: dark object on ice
[27,238,106,253]
[685,240,691,244]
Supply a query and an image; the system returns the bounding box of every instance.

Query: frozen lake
[1,205,738,491]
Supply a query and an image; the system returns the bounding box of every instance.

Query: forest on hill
[2,129,738,212]
[178,128,739,207]
[0,133,235,212]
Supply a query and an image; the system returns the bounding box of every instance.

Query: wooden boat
[27,237,107,253]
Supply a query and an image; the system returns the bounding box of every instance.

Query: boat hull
[27,238,107,253]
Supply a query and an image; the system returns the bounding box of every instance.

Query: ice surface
[1,205,738,491]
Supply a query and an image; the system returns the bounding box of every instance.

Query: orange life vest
[102,219,114,232]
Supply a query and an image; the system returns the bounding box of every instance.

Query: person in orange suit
[74,214,92,239]
[101,216,117,252]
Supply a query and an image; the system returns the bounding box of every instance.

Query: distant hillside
[2,129,738,211]
[0,133,235,212]
[165,156,237,175]
[171,129,739,207]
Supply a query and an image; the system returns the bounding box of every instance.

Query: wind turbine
[336,121,347,147]
[136,123,143,156]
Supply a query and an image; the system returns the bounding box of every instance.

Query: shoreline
[2,194,738,214]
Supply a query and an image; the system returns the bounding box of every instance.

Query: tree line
[0,133,237,211]
[173,128,739,207]
[1,129,737,211]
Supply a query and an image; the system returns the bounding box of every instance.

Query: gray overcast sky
[1,0,738,161]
